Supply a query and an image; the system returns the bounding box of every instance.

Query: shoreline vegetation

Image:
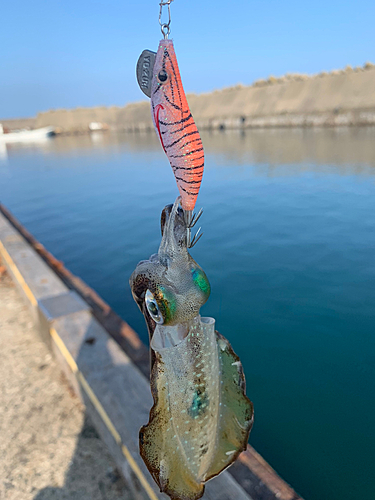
[2,62,375,134]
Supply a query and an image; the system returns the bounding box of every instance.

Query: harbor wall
[34,65,375,132]
[3,65,375,133]
[0,117,36,130]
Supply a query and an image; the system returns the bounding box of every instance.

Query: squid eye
[157,70,168,83]
[145,290,164,324]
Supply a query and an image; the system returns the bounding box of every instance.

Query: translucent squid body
[130,198,254,500]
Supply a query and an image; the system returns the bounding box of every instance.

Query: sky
[1,0,374,118]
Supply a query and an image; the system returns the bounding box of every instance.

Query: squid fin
[204,331,254,481]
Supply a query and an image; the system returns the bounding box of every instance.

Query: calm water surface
[1,128,375,500]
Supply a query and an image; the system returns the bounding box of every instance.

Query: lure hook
[184,207,204,248]
[189,227,203,248]
[159,0,174,39]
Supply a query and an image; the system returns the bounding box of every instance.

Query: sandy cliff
[0,117,36,131]
[6,65,375,133]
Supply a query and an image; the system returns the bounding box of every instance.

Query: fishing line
[159,0,174,39]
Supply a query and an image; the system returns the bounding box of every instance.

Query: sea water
[1,127,375,500]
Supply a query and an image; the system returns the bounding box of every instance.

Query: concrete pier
[0,262,131,500]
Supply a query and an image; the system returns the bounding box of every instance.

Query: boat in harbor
[0,123,55,143]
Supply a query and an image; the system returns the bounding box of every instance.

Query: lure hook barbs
[159,0,174,39]
[189,207,203,229]
[189,227,203,249]
[183,207,203,248]
[184,207,204,249]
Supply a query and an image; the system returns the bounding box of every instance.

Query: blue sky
[1,0,374,118]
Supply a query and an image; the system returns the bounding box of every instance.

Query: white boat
[89,121,108,131]
[0,123,55,143]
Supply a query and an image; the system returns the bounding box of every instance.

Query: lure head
[151,39,178,109]
[130,198,210,343]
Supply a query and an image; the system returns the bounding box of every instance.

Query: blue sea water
[1,128,375,500]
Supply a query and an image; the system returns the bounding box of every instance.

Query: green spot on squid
[191,268,211,299]
[188,388,209,418]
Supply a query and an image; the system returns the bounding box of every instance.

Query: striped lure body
[151,40,204,211]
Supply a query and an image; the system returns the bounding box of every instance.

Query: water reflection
[4,127,375,176]
[203,128,375,174]
[0,142,8,161]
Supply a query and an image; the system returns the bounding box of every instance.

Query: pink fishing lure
[151,39,204,212]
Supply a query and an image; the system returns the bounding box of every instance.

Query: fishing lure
[137,14,204,212]
[130,198,254,500]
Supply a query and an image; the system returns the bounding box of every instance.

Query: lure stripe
[179,138,202,150]
[164,122,193,135]
[179,185,200,195]
[175,176,203,184]
[164,131,200,149]
[153,85,162,96]
[159,114,192,126]
[163,95,183,112]
[151,39,204,211]
[173,163,204,172]
[164,49,177,105]
[169,147,204,159]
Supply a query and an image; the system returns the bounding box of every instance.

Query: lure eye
[157,70,168,83]
[145,290,164,324]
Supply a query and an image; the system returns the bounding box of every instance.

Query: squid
[130,197,254,500]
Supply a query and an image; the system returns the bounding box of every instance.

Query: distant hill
[0,117,36,131]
